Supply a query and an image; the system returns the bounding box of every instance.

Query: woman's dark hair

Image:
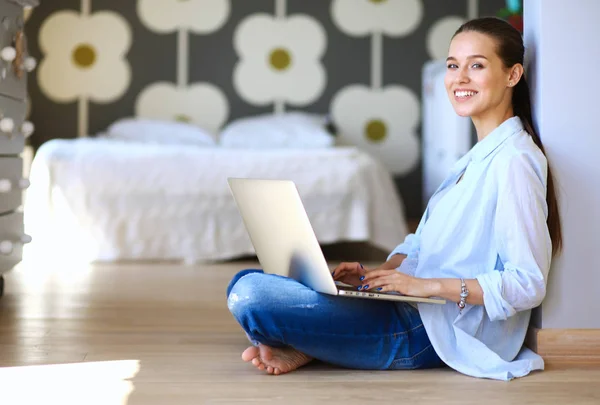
[453,17,563,256]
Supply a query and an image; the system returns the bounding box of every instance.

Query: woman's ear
[508,63,524,87]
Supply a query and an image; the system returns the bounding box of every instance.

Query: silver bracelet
[458,278,469,313]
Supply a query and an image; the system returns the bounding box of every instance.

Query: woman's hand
[360,269,438,297]
[331,262,367,287]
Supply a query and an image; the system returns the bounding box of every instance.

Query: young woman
[225,17,562,381]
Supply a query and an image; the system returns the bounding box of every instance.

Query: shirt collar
[443,116,524,184]
[468,116,524,162]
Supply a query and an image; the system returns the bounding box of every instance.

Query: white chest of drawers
[0,0,38,297]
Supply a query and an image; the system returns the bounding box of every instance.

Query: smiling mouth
[454,90,478,99]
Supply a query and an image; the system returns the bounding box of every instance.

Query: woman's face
[444,31,513,119]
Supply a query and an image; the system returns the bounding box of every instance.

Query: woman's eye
[471,63,483,69]
[447,64,458,69]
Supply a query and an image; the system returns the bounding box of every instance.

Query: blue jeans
[226,269,443,370]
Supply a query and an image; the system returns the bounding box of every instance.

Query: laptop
[227,178,446,305]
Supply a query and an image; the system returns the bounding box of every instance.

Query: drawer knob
[0,236,30,255]
[0,178,28,192]
[0,179,11,192]
[1,46,16,62]
[24,56,37,72]
[22,121,34,137]
[18,178,30,189]
[0,240,13,255]
[0,117,14,133]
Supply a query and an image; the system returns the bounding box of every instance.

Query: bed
[23,120,410,264]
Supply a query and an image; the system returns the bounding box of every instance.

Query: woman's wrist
[429,278,484,306]
[424,278,443,297]
[381,254,406,270]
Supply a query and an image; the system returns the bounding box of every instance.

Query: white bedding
[24,138,409,263]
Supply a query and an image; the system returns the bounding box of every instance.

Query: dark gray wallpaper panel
[24,0,506,219]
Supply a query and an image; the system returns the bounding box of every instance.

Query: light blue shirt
[389,117,551,380]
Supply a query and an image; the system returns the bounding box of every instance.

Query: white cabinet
[421,60,473,206]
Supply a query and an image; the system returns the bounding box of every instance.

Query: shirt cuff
[476,271,517,322]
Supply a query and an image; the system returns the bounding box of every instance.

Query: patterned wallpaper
[24,0,505,219]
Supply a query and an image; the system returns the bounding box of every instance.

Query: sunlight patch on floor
[0,360,140,405]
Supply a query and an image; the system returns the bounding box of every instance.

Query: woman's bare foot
[241,344,313,375]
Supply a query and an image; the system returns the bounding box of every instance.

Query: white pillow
[219,112,335,149]
[106,117,217,146]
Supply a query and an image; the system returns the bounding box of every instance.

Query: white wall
[524,0,600,328]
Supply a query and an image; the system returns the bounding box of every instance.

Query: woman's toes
[274,368,281,375]
[250,356,266,371]
[242,346,259,362]
[266,366,274,374]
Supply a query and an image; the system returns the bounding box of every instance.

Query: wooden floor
[0,260,599,405]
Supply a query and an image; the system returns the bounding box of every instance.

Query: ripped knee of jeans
[227,273,261,315]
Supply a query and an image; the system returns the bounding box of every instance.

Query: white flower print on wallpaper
[331,0,423,37]
[137,0,231,34]
[135,0,230,132]
[426,16,466,60]
[330,0,423,176]
[331,86,420,175]
[233,0,327,113]
[136,84,228,135]
[37,0,132,138]
[424,0,479,60]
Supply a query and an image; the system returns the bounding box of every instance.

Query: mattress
[24,138,409,263]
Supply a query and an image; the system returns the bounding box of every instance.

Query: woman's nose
[456,68,469,83]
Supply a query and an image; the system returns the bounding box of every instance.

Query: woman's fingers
[360,271,409,293]
[331,263,347,278]
[331,263,349,278]
[361,269,396,283]
[332,262,363,279]
[361,275,395,290]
